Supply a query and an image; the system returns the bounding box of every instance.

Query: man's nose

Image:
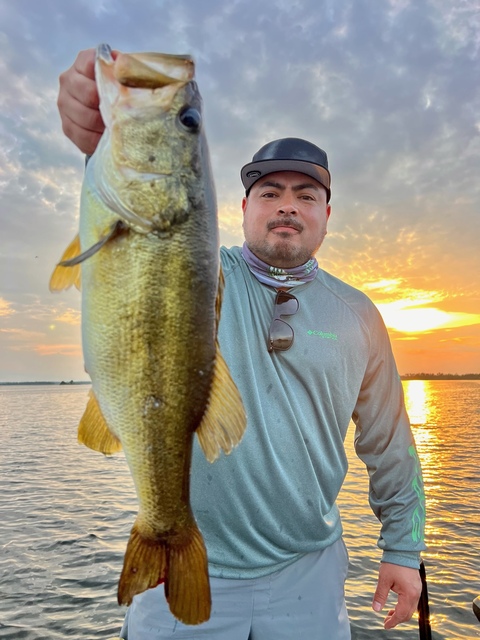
[277,194,297,214]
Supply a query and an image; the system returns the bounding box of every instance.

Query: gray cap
[241,137,331,202]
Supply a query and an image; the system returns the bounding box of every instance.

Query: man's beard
[245,235,314,268]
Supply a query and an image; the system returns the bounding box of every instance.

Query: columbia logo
[307,330,338,340]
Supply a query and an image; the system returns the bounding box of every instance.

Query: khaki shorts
[119,538,350,640]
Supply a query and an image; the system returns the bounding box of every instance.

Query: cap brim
[241,159,331,200]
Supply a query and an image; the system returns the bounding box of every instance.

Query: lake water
[0,381,479,639]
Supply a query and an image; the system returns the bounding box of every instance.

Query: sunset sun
[376,300,480,334]
[360,282,480,337]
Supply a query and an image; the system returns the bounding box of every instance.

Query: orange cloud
[35,343,83,357]
[54,309,81,325]
[0,298,15,317]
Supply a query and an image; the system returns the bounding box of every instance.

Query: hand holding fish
[58,48,105,154]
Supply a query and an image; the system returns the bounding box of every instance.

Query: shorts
[119,538,350,640]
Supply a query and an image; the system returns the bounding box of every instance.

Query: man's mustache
[267,218,303,232]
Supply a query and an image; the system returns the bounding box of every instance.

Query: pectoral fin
[78,390,122,454]
[196,345,246,463]
[49,234,82,292]
[60,220,128,267]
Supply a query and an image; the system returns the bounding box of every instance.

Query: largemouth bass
[50,44,246,625]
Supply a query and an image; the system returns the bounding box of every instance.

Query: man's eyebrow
[257,180,285,190]
[257,180,321,191]
[291,182,321,192]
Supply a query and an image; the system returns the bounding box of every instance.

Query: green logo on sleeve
[408,445,426,544]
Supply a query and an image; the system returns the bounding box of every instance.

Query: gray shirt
[190,246,426,579]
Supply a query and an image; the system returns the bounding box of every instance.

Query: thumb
[372,581,390,612]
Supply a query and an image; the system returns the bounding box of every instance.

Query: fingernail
[373,601,382,612]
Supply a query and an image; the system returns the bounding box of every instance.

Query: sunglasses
[267,291,299,352]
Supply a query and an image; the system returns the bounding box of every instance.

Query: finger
[59,67,101,112]
[383,608,397,629]
[72,46,120,88]
[384,608,409,630]
[73,48,97,82]
[383,596,418,629]
[60,113,104,156]
[57,47,123,153]
[59,91,105,134]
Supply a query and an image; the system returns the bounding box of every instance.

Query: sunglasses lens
[269,319,294,351]
[275,292,299,316]
[268,291,299,352]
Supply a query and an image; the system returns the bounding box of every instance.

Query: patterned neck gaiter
[241,242,318,288]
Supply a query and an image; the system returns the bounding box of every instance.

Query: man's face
[242,171,331,268]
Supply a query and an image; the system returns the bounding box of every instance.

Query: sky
[0,0,479,382]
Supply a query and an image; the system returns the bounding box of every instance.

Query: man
[57,50,425,640]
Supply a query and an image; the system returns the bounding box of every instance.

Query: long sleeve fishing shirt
[190,246,426,579]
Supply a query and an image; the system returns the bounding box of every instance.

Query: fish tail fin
[49,234,82,291]
[118,522,211,625]
[196,345,247,462]
[118,521,167,607]
[167,525,211,624]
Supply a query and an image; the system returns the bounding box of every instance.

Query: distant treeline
[0,381,91,386]
[401,373,480,380]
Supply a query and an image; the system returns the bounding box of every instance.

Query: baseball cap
[240,137,331,202]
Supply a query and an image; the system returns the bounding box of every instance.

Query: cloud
[53,309,81,325]
[0,299,15,317]
[34,343,83,357]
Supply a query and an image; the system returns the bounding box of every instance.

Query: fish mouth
[97,43,195,90]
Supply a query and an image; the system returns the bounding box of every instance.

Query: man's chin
[249,239,310,268]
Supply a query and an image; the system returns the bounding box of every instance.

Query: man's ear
[241,196,248,215]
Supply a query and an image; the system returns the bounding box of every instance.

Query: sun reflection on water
[404,380,434,426]
[403,380,439,455]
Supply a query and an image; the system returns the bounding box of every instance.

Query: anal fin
[196,345,246,463]
[78,390,122,454]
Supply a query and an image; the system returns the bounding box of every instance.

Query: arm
[352,304,426,628]
[57,48,105,155]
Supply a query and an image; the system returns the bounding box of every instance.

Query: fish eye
[178,106,201,133]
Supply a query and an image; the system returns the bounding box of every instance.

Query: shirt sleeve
[352,303,426,569]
